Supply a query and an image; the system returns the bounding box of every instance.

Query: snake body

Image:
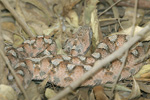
[6,27,147,89]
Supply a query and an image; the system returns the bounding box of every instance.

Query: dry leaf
[0,84,17,100]
[91,9,101,50]
[128,77,141,99]
[25,82,41,100]
[1,22,17,43]
[114,92,121,100]
[134,64,150,78]
[104,84,131,92]
[114,26,142,36]
[43,23,59,36]
[114,26,150,41]
[1,22,16,32]
[93,86,109,100]
[65,10,79,27]
[138,82,150,93]
[38,77,49,94]
[89,90,96,100]
[45,88,56,99]
[21,0,54,25]
[121,7,145,29]
[62,0,81,16]
[55,35,66,55]
[76,88,90,100]
[83,0,99,25]
[28,21,49,35]
[13,35,24,48]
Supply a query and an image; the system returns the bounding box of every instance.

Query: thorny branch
[50,24,150,100]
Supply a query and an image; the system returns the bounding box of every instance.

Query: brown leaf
[21,0,54,25]
[65,10,79,27]
[89,90,96,100]
[138,82,150,93]
[93,86,109,100]
[76,88,90,100]
[135,64,150,78]
[128,77,141,99]
[121,7,144,29]
[114,92,121,100]
[45,88,57,99]
[83,0,99,25]
[25,82,42,100]
[38,77,49,94]
[1,22,17,43]
[91,9,102,51]
[13,35,24,48]
[0,84,17,100]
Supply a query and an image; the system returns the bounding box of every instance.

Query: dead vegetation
[0,0,150,100]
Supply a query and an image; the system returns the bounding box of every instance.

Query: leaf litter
[0,0,150,100]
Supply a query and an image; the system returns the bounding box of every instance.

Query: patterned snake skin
[5,26,148,89]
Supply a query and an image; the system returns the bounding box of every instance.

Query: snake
[5,26,149,91]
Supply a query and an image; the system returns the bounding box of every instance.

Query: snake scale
[5,26,149,91]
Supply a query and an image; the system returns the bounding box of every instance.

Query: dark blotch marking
[40,71,46,76]
[105,71,113,75]
[64,77,73,82]
[29,53,33,57]
[54,76,60,85]
[130,68,136,74]
[123,67,130,71]
[94,79,102,85]
[113,75,117,80]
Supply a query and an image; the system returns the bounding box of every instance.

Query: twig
[0,11,6,83]
[49,24,150,100]
[98,0,122,18]
[127,77,150,82]
[1,0,35,37]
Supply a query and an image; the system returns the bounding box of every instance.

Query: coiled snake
[5,26,148,91]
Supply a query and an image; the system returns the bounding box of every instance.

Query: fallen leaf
[138,82,150,93]
[104,84,131,92]
[25,82,42,100]
[128,77,141,99]
[45,88,56,99]
[93,86,109,100]
[83,0,99,25]
[0,84,17,100]
[114,92,121,100]
[38,77,49,94]
[65,10,79,27]
[21,0,54,25]
[89,90,96,100]
[76,88,90,100]
[120,7,145,29]
[134,64,150,78]
[13,35,24,48]
[91,9,102,52]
